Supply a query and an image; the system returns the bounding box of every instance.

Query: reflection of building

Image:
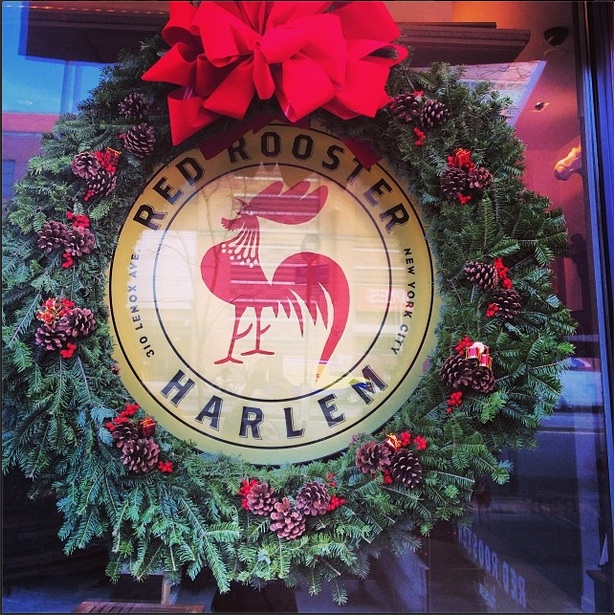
[1,2,107,212]
[2,113,58,214]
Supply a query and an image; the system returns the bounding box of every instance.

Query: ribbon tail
[167,90,220,146]
[197,114,275,160]
[340,136,381,169]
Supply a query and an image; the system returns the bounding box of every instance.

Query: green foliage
[2,34,575,606]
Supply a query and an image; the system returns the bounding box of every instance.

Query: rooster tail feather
[273,252,349,371]
[246,180,328,225]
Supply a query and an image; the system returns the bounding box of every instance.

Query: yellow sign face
[108,123,439,464]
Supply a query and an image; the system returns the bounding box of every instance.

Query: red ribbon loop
[142,1,408,145]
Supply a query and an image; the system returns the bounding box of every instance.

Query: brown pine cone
[58,307,97,339]
[388,92,422,123]
[64,226,96,257]
[464,261,499,291]
[491,288,522,319]
[295,480,331,516]
[389,449,423,488]
[84,168,117,201]
[118,92,150,121]
[246,481,278,516]
[440,353,474,390]
[468,165,493,190]
[470,365,496,394]
[37,220,69,253]
[355,441,392,475]
[440,167,468,200]
[71,151,101,180]
[34,323,67,351]
[420,98,451,128]
[120,123,156,158]
[121,437,160,474]
[269,498,306,540]
[112,420,140,449]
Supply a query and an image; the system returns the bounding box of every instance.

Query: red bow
[142,1,408,145]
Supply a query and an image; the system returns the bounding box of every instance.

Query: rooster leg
[241,307,274,356]
[214,307,253,365]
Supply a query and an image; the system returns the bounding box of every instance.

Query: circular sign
[108,123,439,464]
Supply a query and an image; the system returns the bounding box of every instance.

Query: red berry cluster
[59,342,78,359]
[413,127,426,146]
[104,402,140,432]
[486,257,514,317]
[454,335,473,355]
[157,460,174,473]
[485,303,500,317]
[494,257,512,289]
[385,430,429,452]
[62,211,93,269]
[237,478,259,510]
[324,472,346,512]
[326,494,346,512]
[66,211,90,228]
[96,147,121,173]
[446,390,463,414]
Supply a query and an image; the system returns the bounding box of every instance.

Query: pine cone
[246,481,278,516]
[64,226,96,257]
[121,437,160,474]
[470,365,496,394]
[120,123,156,158]
[355,441,392,475]
[389,449,423,488]
[440,353,474,390]
[37,220,69,253]
[295,480,331,516]
[112,420,140,449]
[420,98,451,128]
[84,168,117,202]
[464,261,499,291]
[71,151,101,180]
[118,92,150,121]
[440,167,468,200]
[58,307,97,339]
[468,166,493,190]
[34,323,67,351]
[269,497,306,540]
[388,92,421,123]
[491,288,522,319]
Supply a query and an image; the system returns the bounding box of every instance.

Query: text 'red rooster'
[201,180,349,379]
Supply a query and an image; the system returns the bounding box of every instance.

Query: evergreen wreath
[2,22,576,606]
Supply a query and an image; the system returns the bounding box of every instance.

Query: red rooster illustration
[201,180,349,379]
